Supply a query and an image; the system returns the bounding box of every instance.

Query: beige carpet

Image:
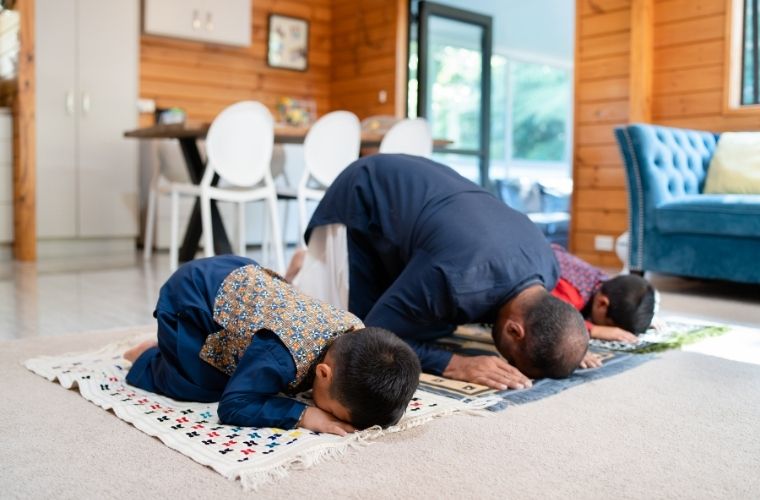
[2,327,760,499]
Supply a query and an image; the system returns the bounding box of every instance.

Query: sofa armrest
[614,124,718,270]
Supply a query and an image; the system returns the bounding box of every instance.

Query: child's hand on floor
[579,352,603,369]
[298,407,356,436]
[590,325,638,343]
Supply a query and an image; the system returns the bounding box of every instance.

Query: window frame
[725,0,760,114]
[491,48,574,178]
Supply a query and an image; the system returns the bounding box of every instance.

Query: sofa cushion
[655,194,760,238]
[704,132,760,194]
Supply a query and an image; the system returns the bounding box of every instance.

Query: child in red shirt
[550,244,656,367]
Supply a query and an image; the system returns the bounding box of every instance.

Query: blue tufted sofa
[614,123,760,284]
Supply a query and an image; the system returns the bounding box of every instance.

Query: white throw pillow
[703,132,760,194]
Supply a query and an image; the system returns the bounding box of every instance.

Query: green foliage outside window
[510,61,570,162]
[408,41,571,166]
[429,44,482,150]
[742,0,759,105]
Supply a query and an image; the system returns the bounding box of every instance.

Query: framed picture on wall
[267,14,309,71]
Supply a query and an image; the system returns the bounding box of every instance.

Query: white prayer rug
[25,335,495,491]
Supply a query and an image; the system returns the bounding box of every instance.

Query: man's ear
[504,319,526,341]
[316,362,333,383]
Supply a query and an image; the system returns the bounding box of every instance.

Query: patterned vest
[199,264,364,391]
[551,243,609,306]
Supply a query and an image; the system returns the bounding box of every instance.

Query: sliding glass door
[416,1,492,187]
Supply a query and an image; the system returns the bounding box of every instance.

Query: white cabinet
[36,0,138,240]
[0,108,12,243]
[144,0,251,47]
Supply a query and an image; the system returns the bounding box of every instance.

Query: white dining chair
[143,140,190,261]
[379,117,433,158]
[168,101,284,272]
[295,110,360,246]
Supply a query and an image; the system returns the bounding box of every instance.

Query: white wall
[424,0,574,62]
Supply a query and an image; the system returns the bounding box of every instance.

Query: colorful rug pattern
[24,336,495,491]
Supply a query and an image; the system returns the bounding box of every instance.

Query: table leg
[177,138,233,261]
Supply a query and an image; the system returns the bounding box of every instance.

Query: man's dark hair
[329,327,421,429]
[600,275,656,334]
[523,292,588,379]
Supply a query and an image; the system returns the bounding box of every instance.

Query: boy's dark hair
[328,327,421,429]
[600,275,656,334]
[523,292,588,379]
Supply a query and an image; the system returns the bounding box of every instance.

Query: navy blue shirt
[306,154,559,374]
[127,256,306,429]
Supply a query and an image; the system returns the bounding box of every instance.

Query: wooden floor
[1,252,759,353]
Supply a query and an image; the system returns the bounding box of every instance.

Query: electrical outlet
[378,90,388,104]
[594,235,615,251]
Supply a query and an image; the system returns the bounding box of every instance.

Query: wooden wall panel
[652,65,723,95]
[577,123,622,145]
[329,0,406,119]
[139,0,333,125]
[650,2,760,131]
[578,77,630,101]
[654,39,724,71]
[653,13,725,48]
[652,90,723,118]
[138,0,407,127]
[575,165,627,189]
[571,0,632,266]
[578,31,631,60]
[577,100,629,123]
[578,54,630,79]
[654,0,724,24]
[579,0,631,17]
[581,10,632,36]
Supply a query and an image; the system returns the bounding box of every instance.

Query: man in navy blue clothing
[292,154,589,389]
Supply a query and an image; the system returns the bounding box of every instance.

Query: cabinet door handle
[192,9,201,30]
[205,11,214,31]
[81,92,91,116]
[65,91,75,115]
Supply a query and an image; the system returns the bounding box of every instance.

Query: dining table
[124,121,450,262]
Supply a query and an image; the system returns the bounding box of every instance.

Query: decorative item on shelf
[155,107,186,125]
[267,14,309,71]
[360,115,400,134]
[276,97,315,127]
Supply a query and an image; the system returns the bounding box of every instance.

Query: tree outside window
[490,54,572,181]
[742,0,759,105]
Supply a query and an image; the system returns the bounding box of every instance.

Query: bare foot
[124,339,158,362]
[284,248,307,282]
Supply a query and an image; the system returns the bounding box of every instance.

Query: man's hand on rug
[299,407,356,436]
[590,325,638,343]
[579,352,603,369]
[443,354,532,391]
